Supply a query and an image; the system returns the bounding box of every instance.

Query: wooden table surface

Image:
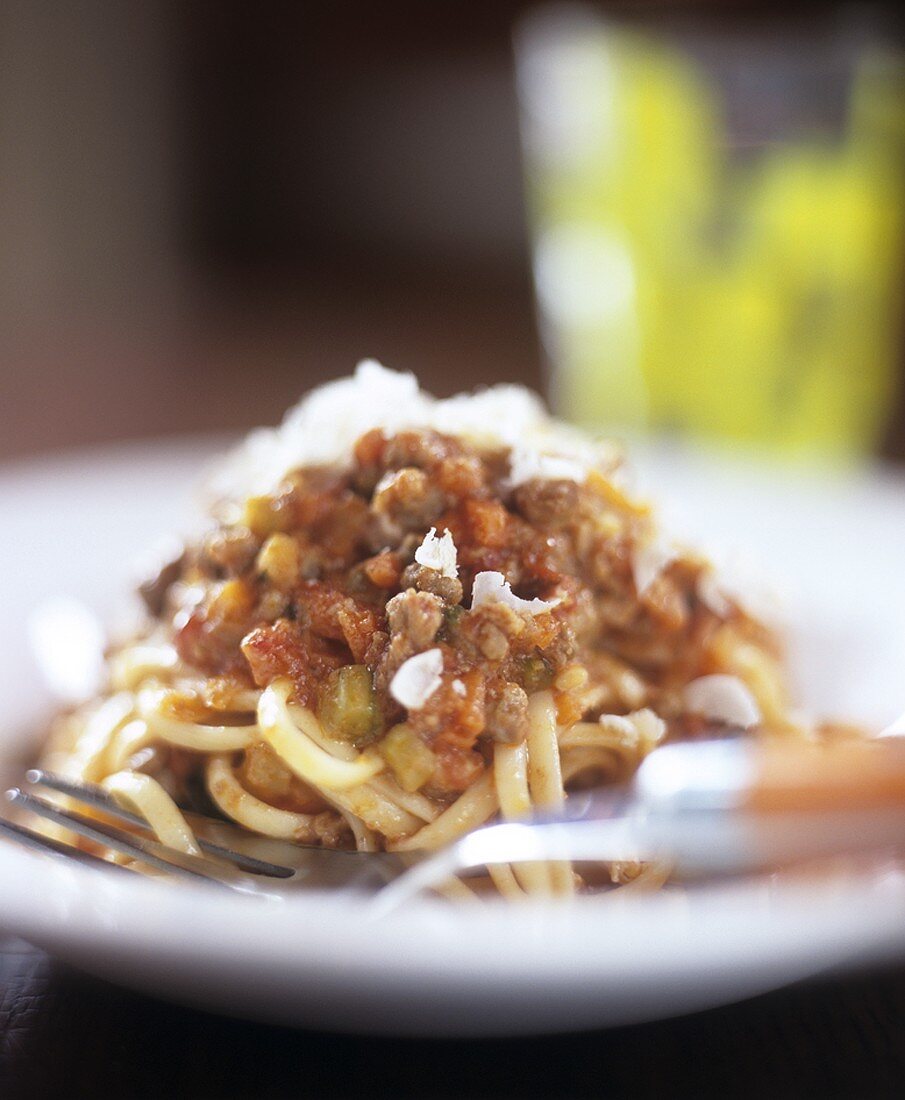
[1,934,904,1099]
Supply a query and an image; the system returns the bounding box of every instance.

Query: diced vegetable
[519,655,554,693]
[317,665,384,747]
[242,495,293,538]
[256,533,300,590]
[554,663,589,692]
[379,723,437,792]
[208,578,255,623]
[440,603,465,640]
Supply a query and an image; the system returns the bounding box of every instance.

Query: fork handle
[746,738,905,814]
[634,736,905,815]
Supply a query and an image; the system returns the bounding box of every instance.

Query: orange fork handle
[746,737,905,815]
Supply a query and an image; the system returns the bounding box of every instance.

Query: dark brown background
[1,2,541,461]
[1,0,904,463]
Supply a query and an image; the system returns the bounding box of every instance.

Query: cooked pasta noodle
[391,772,500,852]
[487,862,527,900]
[138,687,256,752]
[102,771,200,856]
[109,644,180,691]
[206,754,324,843]
[525,692,573,896]
[495,739,553,896]
[64,693,135,782]
[258,679,385,791]
[105,719,155,774]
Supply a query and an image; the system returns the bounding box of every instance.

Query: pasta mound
[44,364,792,894]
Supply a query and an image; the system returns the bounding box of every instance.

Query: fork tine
[5,788,239,885]
[27,770,294,879]
[26,768,158,830]
[0,814,138,873]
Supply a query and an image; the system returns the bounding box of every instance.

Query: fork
[3,736,905,908]
[1,769,410,893]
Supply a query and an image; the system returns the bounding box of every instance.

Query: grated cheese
[631,536,677,597]
[507,445,588,488]
[696,567,733,618]
[683,675,761,729]
[414,527,458,580]
[696,551,784,626]
[208,360,614,503]
[390,648,445,711]
[599,708,666,753]
[470,570,560,617]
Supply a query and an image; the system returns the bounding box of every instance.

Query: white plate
[1,438,904,1036]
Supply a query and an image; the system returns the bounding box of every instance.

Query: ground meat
[200,527,260,576]
[434,454,487,498]
[139,545,186,616]
[360,628,389,669]
[513,479,580,527]
[351,428,388,494]
[640,572,689,632]
[372,467,445,531]
[472,619,510,662]
[386,589,444,650]
[463,498,509,548]
[375,589,445,697]
[458,602,525,662]
[427,741,485,796]
[591,595,638,631]
[484,681,529,744]
[335,601,380,664]
[540,620,578,667]
[365,510,406,554]
[174,580,256,675]
[312,811,354,848]
[361,550,403,589]
[381,429,457,472]
[589,535,634,592]
[400,561,464,605]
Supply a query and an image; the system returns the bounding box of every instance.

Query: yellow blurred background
[518,4,905,457]
[1,1,903,464]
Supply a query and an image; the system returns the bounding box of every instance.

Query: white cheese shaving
[683,675,762,730]
[390,648,444,711]
[631,536,677,596]
[507,445,588,488]
[373,469,400,497]
[452,678,467,697]
[208,360,616,503]
[696,550,784,626]
[880,710,905,738]
[414,527,458,580]
[470,571,560,617]
[696,568,733,618]
[599,708,666,754]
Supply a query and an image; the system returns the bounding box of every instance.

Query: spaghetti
[43,363,797,895]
